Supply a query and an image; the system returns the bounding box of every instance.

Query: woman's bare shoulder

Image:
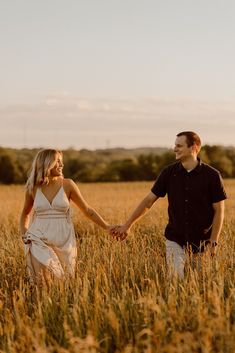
[63,178,74,184]
[63,178,77,189]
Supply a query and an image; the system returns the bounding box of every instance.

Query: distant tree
[0,150,19,184]
[63,158,93,181]
[198,148,210,164]
[203,145,233,177]
[0,145,233,184]
[100,159,139,182]
[225,147,235,177]
[118,159,139,181]
[154,151,175,175]
[63,158,85,178]
[137,154,157,180]
[99,161,121,182]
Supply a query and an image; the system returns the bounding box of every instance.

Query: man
[111,131,227,278]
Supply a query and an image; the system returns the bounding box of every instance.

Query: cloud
[0,95,234,149]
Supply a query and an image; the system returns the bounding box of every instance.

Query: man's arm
[112,191,158,240]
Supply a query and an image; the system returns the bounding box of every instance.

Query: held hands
[107,224,130,241]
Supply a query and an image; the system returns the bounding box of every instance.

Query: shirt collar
[178,158,203,174]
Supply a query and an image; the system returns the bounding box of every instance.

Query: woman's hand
[21,232,31,244]
[109,224,129,241]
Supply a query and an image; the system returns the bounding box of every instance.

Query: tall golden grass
[0,181,234,353]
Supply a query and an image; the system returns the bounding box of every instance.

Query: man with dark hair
[111,131,227,277]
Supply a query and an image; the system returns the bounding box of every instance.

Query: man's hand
[209,245,217,257]
[109,224,129,241]
[205,240,217,257]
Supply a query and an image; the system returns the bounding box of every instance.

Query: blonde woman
[20,149,111,284]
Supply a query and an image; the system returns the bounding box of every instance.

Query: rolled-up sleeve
[210,172,227,203]
[151,167,168,197]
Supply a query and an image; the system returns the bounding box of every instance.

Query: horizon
[1,140,234,152]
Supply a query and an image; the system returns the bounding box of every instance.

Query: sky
[1,0,235,149]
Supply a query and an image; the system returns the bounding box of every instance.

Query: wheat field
[0,180,234,353]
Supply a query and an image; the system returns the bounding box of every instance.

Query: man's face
[174,135,194,161]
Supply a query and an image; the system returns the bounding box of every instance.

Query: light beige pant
[166,239,186,278]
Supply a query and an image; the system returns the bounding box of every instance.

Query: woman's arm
[19,190,34,239]
[67,179,110,231]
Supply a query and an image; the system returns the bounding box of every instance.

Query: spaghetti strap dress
[24,185,77,279]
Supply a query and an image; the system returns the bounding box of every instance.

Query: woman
[20,149,111,284]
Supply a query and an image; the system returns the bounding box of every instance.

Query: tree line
[0,145,235,184]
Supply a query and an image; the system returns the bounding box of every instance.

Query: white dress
[25,186,77,279]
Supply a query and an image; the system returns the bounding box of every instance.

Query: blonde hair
[26,149,62,195]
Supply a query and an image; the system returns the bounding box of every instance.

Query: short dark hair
[177,131,201,148]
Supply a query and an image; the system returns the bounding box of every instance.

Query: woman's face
[50,153,64,177]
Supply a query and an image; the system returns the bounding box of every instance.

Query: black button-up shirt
[151,159,227,250]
